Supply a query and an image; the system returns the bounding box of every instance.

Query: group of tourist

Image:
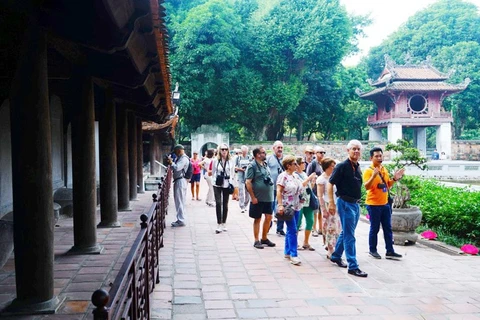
[167,139,406,278]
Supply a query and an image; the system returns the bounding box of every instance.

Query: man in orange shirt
[363,147,405,260]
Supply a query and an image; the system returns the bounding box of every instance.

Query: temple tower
[358,55,469,157]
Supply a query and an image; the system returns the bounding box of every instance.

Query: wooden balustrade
[91,167,172,319]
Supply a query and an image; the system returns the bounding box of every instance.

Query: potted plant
[385,139,428,245]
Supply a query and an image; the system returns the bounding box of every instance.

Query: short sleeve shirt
[316,174,337,203]
[277,172,303,211]
[267,154,284,185]
[363,166,392,206]
[236,155,252,183]
[329,158,363,200]
[245,161,274,202]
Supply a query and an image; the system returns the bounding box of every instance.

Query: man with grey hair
[327,139,368,277]
[167,144,189,227]
[267,140,285,236]
[235,145,252,213]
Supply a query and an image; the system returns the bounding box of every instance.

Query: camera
[377,183,386,189]
[263,176,273,186]
[277,168,283,174]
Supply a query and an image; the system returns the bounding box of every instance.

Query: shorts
[249,201,273,219]
[190,173,201,183]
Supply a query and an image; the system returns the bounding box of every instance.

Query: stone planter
[0,212,14,269]
[391,206,422,245]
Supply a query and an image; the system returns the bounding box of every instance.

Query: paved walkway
[152,178,480,320]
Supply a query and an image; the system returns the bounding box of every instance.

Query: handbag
[275,205,295,221]
[227,183,234,194]
[307,187,319,210]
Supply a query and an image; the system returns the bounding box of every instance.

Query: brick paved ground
[0,191,157,319]
[1,178,479,320]
[152,179,480,320]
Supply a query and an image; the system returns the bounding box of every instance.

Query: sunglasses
[317,151,326,154]
[221,148,228,151]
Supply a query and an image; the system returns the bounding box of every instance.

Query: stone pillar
[117,106,130,210]
[150,133,156,175]
[128,112,138,200]
[69,72,102,254]
[368,127,383,141]
[415,127,427,156]
[387,122,403,144]
[8,24,61,314]
[436,123,452,158]
[98,88,120,228]
[137,119,145,194]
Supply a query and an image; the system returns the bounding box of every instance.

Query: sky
[340,0,480,66]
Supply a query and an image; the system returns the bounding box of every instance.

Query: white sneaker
[222,224,228,232]
[290,256,302,265]
[215,224,222,234]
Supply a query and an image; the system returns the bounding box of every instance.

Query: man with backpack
[167,144,191,227]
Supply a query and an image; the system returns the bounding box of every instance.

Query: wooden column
[69,72,102,254]
[98,88,120,227]
[137,119,145,194]
[128,112,138,200]
[117,106,130,210]
[8,24,60,313]
[149,133,156,175]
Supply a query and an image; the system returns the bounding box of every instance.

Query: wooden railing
[91,167,172,319]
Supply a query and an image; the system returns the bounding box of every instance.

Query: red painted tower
[358,55,469,157]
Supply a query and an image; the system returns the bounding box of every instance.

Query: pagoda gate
[358,55,469,157]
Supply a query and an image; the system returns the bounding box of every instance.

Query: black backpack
[178,155,193,180]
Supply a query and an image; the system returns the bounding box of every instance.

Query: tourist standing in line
[304,146,314,171]
[267,140,285,236]
[168,144,189,227]
[211,144,235,234]
[245,147,276,249]
[363,147,404,260]
[200,149,215,207]
[190,151,202,201]
[307,146,325,238]
[235,145,252,213]
[294,156,317,251]
[276,155,304,265]
[317,157,340,259]
[328,140,368,277]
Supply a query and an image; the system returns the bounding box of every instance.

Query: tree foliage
[362,0,480,139]
[167,0,369,141]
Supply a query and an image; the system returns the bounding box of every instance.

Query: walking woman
[276,155,304,265]
[316,157,341,259]
[294,156,317,251]
[190,151,202,201]
[200,149,215,207]
[211,144,235,234]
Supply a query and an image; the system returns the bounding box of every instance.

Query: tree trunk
[296,118,304,142]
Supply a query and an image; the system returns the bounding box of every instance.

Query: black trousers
[213,186,230,224]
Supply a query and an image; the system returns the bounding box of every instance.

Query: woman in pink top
[190,151,202,201]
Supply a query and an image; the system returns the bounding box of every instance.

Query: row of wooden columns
[8,26,148,313]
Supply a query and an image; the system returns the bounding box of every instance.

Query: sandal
[303,244,315,251]
[297,246,305,251]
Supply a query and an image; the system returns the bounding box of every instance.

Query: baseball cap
[173,144,184,151]
[305,146,314,153]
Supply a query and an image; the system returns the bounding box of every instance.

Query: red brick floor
[150,179,480,319]
[0,191,157,319]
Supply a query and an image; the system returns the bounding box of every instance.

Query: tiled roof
[359,81,466,99]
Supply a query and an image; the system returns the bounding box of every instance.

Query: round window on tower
[408,94,428,114]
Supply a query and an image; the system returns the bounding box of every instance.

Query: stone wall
[452,141,480,161]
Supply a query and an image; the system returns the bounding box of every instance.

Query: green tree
[251,0,354,140]
[362,0,480,138]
